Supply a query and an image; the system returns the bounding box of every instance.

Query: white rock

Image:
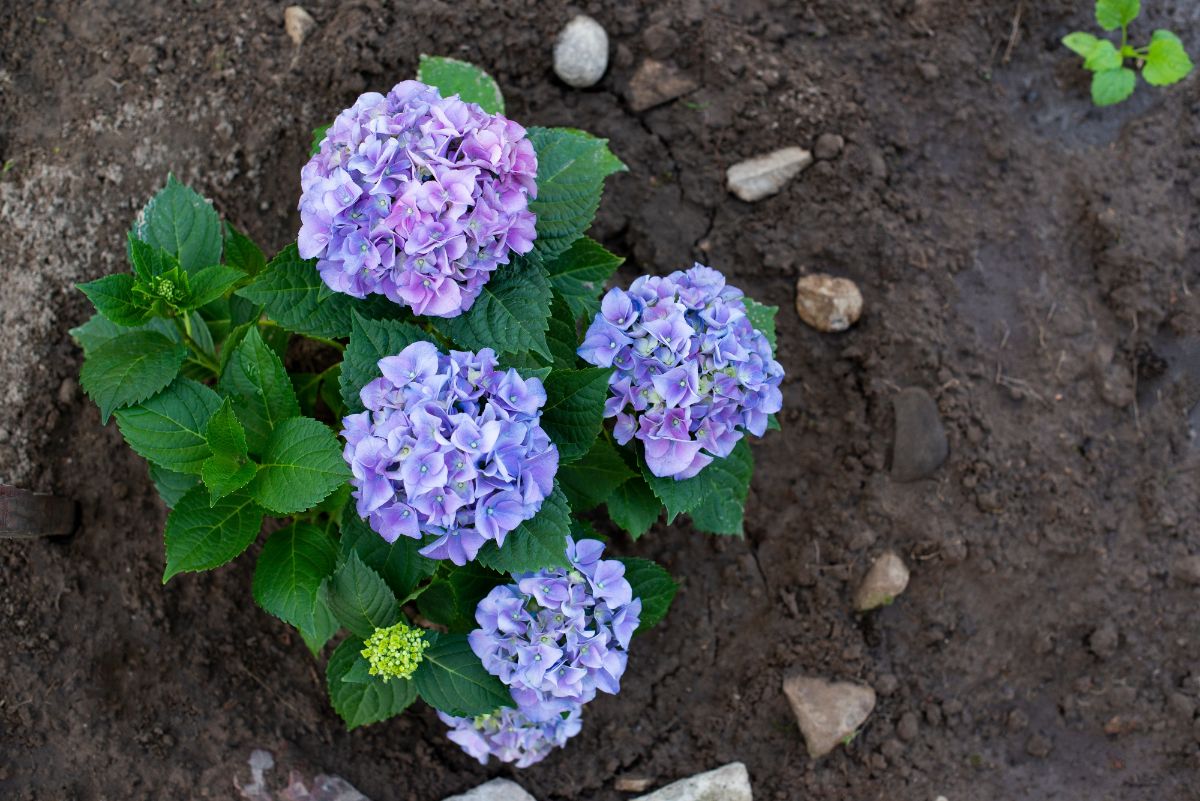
[783,675,876,758]
[632,763,751,801]
[442,779,536,801]
[854,551,910,611]
[726,147,812,202]
[554,16,609,88]
[284,6,316,46]
[794,273,862,333]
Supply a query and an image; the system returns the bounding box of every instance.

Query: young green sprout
[1063,0,1193,106]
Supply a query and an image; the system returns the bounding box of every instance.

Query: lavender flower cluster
[341,341,558,565]
[578,264,784,480]
[298,80,537,318]
[440,537,641,766]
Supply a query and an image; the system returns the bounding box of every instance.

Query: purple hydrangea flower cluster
[340,341,558,565]
[298,80,538,318]
[441,537,640,766]
[577,264,784,480]
[437,704,583,769]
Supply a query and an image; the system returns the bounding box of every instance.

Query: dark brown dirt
[3,1,1200,799]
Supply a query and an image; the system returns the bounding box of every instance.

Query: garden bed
[2,0,1198,799]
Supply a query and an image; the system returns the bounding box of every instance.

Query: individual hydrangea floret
[577,264,784,480]
[361,620,429,681]
[469,537,641,712]
[437,704,583,768]
[341,341,559,565]
[298,80,538,318]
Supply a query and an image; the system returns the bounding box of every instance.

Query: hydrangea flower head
[437,704,583,768]
[361,620,428,681]
[468,537,641,710]
[341,341,558,565]
[298,80,538,318]
[577,265,784,479]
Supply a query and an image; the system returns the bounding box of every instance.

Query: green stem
[173,316,221,376]
[398,580,434,607]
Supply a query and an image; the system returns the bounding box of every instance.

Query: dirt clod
[626,60,697,112]
[890,388,948,482]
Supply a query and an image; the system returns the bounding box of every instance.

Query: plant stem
[174,316,221,375]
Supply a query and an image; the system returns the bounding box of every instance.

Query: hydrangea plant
[72,57,783,766]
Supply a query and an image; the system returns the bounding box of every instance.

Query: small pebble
[443,778,536,801]
[284,6,316,46]
[631,763,750,801]
[891,387,948,482]
[794,273,862,332]
[814,133,845,160]
[615,776,654,793]
[727,147,813,202]
[854,551,910,611]
[783,674,876,758]
[554,16,609,89]
[57,377,78,406]
[626,59,698,112]
[1172,555,1200,586]
[1089,622,1119,660]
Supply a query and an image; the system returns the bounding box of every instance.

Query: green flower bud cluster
[361,621,429,681]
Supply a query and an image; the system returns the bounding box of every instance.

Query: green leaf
[687,440,754,535]
[339,510,438,601]
[641,459,708,523]
[235,244,354,339]
[253,522,339,647]
[162,486,264,581]
[249,417,349,515]
[185,265,245,309]
[418,563,504,633]
[311,124,331,157]
[1095,0,1139,31]
[475,485,572,574]
[217,327,301,454]
[81,330,188,423]
[558,437,637,512]
[544,237,623,321]
[341,313,434,414]
[132,174,222,274]
[619,557,677,633]
[1063,31,1102,58]
[527,127,627,260]
[743,297,778,353]
[70,315,180,355]
[129,236,181,282]
[321,550,401,638]
[606,472,661,540]
[224,223,266,276]
[546,296,581,369]
[326,637,417,729]
[1143,30,1193,86]
[413,632,512,717]
[78,274,153,326]
[201,399,257,505]
[435,256,553,359]
[114,378,222,474]
[541,368,611,463]
[1092,67,1137,105]
[418,55,505,114]
[1084,39,1123,71]
[148,462,200,508]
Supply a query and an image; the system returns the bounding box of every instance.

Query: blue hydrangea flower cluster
[340,341,558,565]
[441,537,640,766]
[299,80,538,318]
[437,704,583,769]
[577,264,784,480]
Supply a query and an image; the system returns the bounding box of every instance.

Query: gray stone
[554,16,608,88]
[726,147,813,202]
[814,133,845,160]
[632,763,751,801]
[783,675,876,758]
[627,60,698,112]
[890,387,948,482]
[284,6,316,46]
[854,551,910,611]
[443,779,535,801]
[794,273,862,333]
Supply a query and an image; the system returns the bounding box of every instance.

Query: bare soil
[3,1,1200,799]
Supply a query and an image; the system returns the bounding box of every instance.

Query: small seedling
[1063,0,1193,106]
